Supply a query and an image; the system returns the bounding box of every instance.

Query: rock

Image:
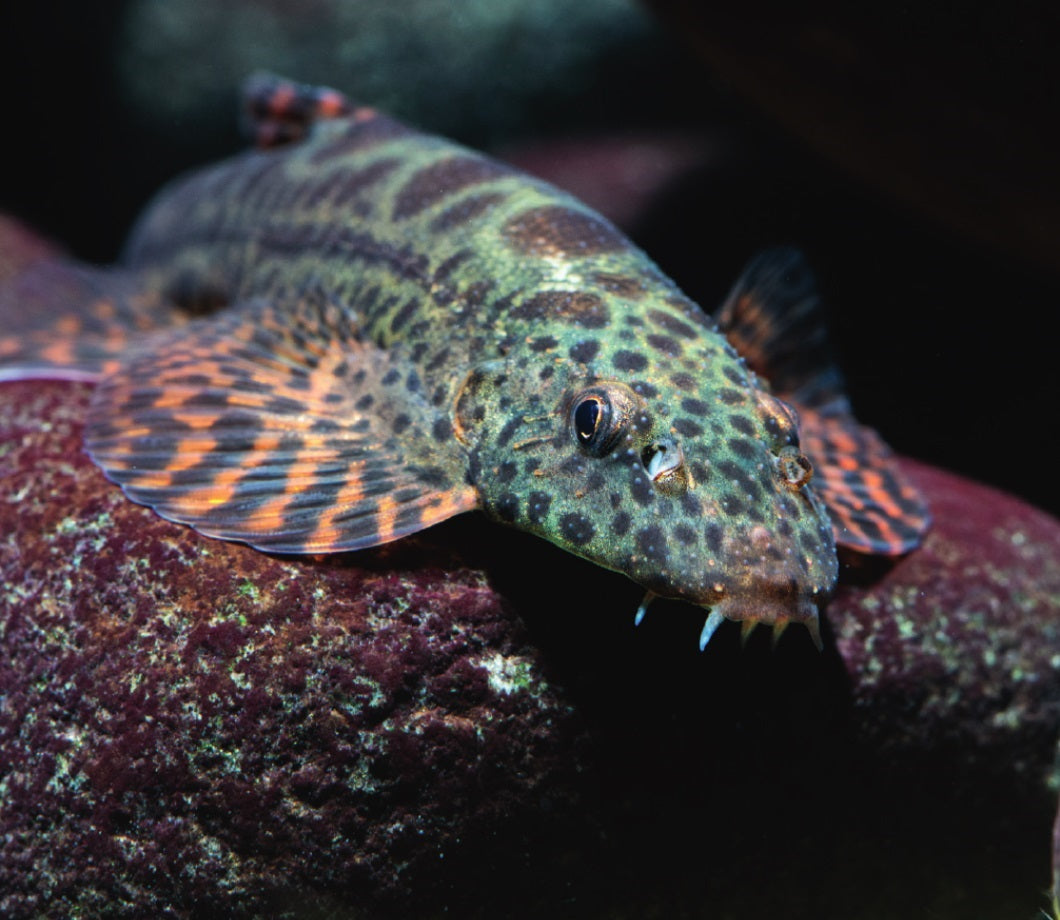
[0,381,587,918]
[2,378,1057,918]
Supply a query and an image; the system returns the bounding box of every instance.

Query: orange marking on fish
[268,84,296,117]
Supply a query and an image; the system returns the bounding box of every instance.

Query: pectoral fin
[85,297,478,553]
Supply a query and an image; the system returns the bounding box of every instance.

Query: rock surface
[1,378,1058,919]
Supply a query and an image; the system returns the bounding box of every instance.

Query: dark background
[0,0,1057,520]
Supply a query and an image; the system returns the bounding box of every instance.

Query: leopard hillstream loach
[0,74,929,650]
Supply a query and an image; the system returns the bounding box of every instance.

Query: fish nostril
[641,438,684,481]
[640,443,662,472]
[775,445,813,489]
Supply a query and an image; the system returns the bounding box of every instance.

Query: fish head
[457,308,838,642]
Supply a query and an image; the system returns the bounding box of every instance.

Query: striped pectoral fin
[242,72,361,149]
[85,298,478,554]
[799,409,931,555]
[0,255,186,383]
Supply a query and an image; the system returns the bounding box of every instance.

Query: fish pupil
[574,398,601,445]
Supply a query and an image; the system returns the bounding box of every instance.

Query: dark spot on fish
[530,335,558,352]
[722,493,747,517]
[673,418,703,438]
[431,418,452,442]
[415,466,449,487]
[462,279,494,309]
[560,512,595,545]
[744,503,765,524]
[591,272,645,298]
[680,492,700,516]
[430,191,508,233]
[613,350,648,372]
[432,249,473,283]
[704,523,723,554]
[646,334,682,357]
[674,523,697,545]
[636,525,669,565]
[393,155,508,220]
[730,415,756,436]
[728,438,757,461]
[612,510,631,535]
[671,372,696,391]
[502,205,628,257]
[495,493,520,523]
[425,347,451,372]
[716,460,745,482]
[681,398,710,417]
[527,491,552,524]
[723,365,746,386]
[354,393,374,411]
[569,339,600,364]
[393,414,412,434]
[497,416,523,448]
[405,370,422,393]
[539,365,554,381]
[647,310,697,340]
[630,471,653,505]
[511,290,610,329]
[381,368,401,386]
[389,297,420,334]
[325,158,401,207]
[497,461,518,483]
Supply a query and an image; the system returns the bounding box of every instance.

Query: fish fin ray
[85,297,477,553]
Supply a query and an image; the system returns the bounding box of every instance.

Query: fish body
[0,75,929,646]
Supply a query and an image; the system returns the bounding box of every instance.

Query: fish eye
[573,397,602,446]
[569,383,638,457]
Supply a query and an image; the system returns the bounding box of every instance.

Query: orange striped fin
[85,297,478,553]
[800,410,930,554]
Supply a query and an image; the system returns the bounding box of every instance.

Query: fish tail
[0,215,186,383]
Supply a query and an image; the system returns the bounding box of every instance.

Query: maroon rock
[2,378,1057,918]
[0,380,586,917]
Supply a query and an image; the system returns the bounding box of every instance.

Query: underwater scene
[0,2,1057,917]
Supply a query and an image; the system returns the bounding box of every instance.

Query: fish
[0,73,930,649]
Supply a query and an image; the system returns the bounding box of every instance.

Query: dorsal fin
[718,247,931,555]
[717,247,847,414]
[242,72,357,149]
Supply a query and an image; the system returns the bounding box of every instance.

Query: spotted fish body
[0,75,929,647]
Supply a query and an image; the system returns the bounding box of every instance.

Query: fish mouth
[634,590,825,651]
